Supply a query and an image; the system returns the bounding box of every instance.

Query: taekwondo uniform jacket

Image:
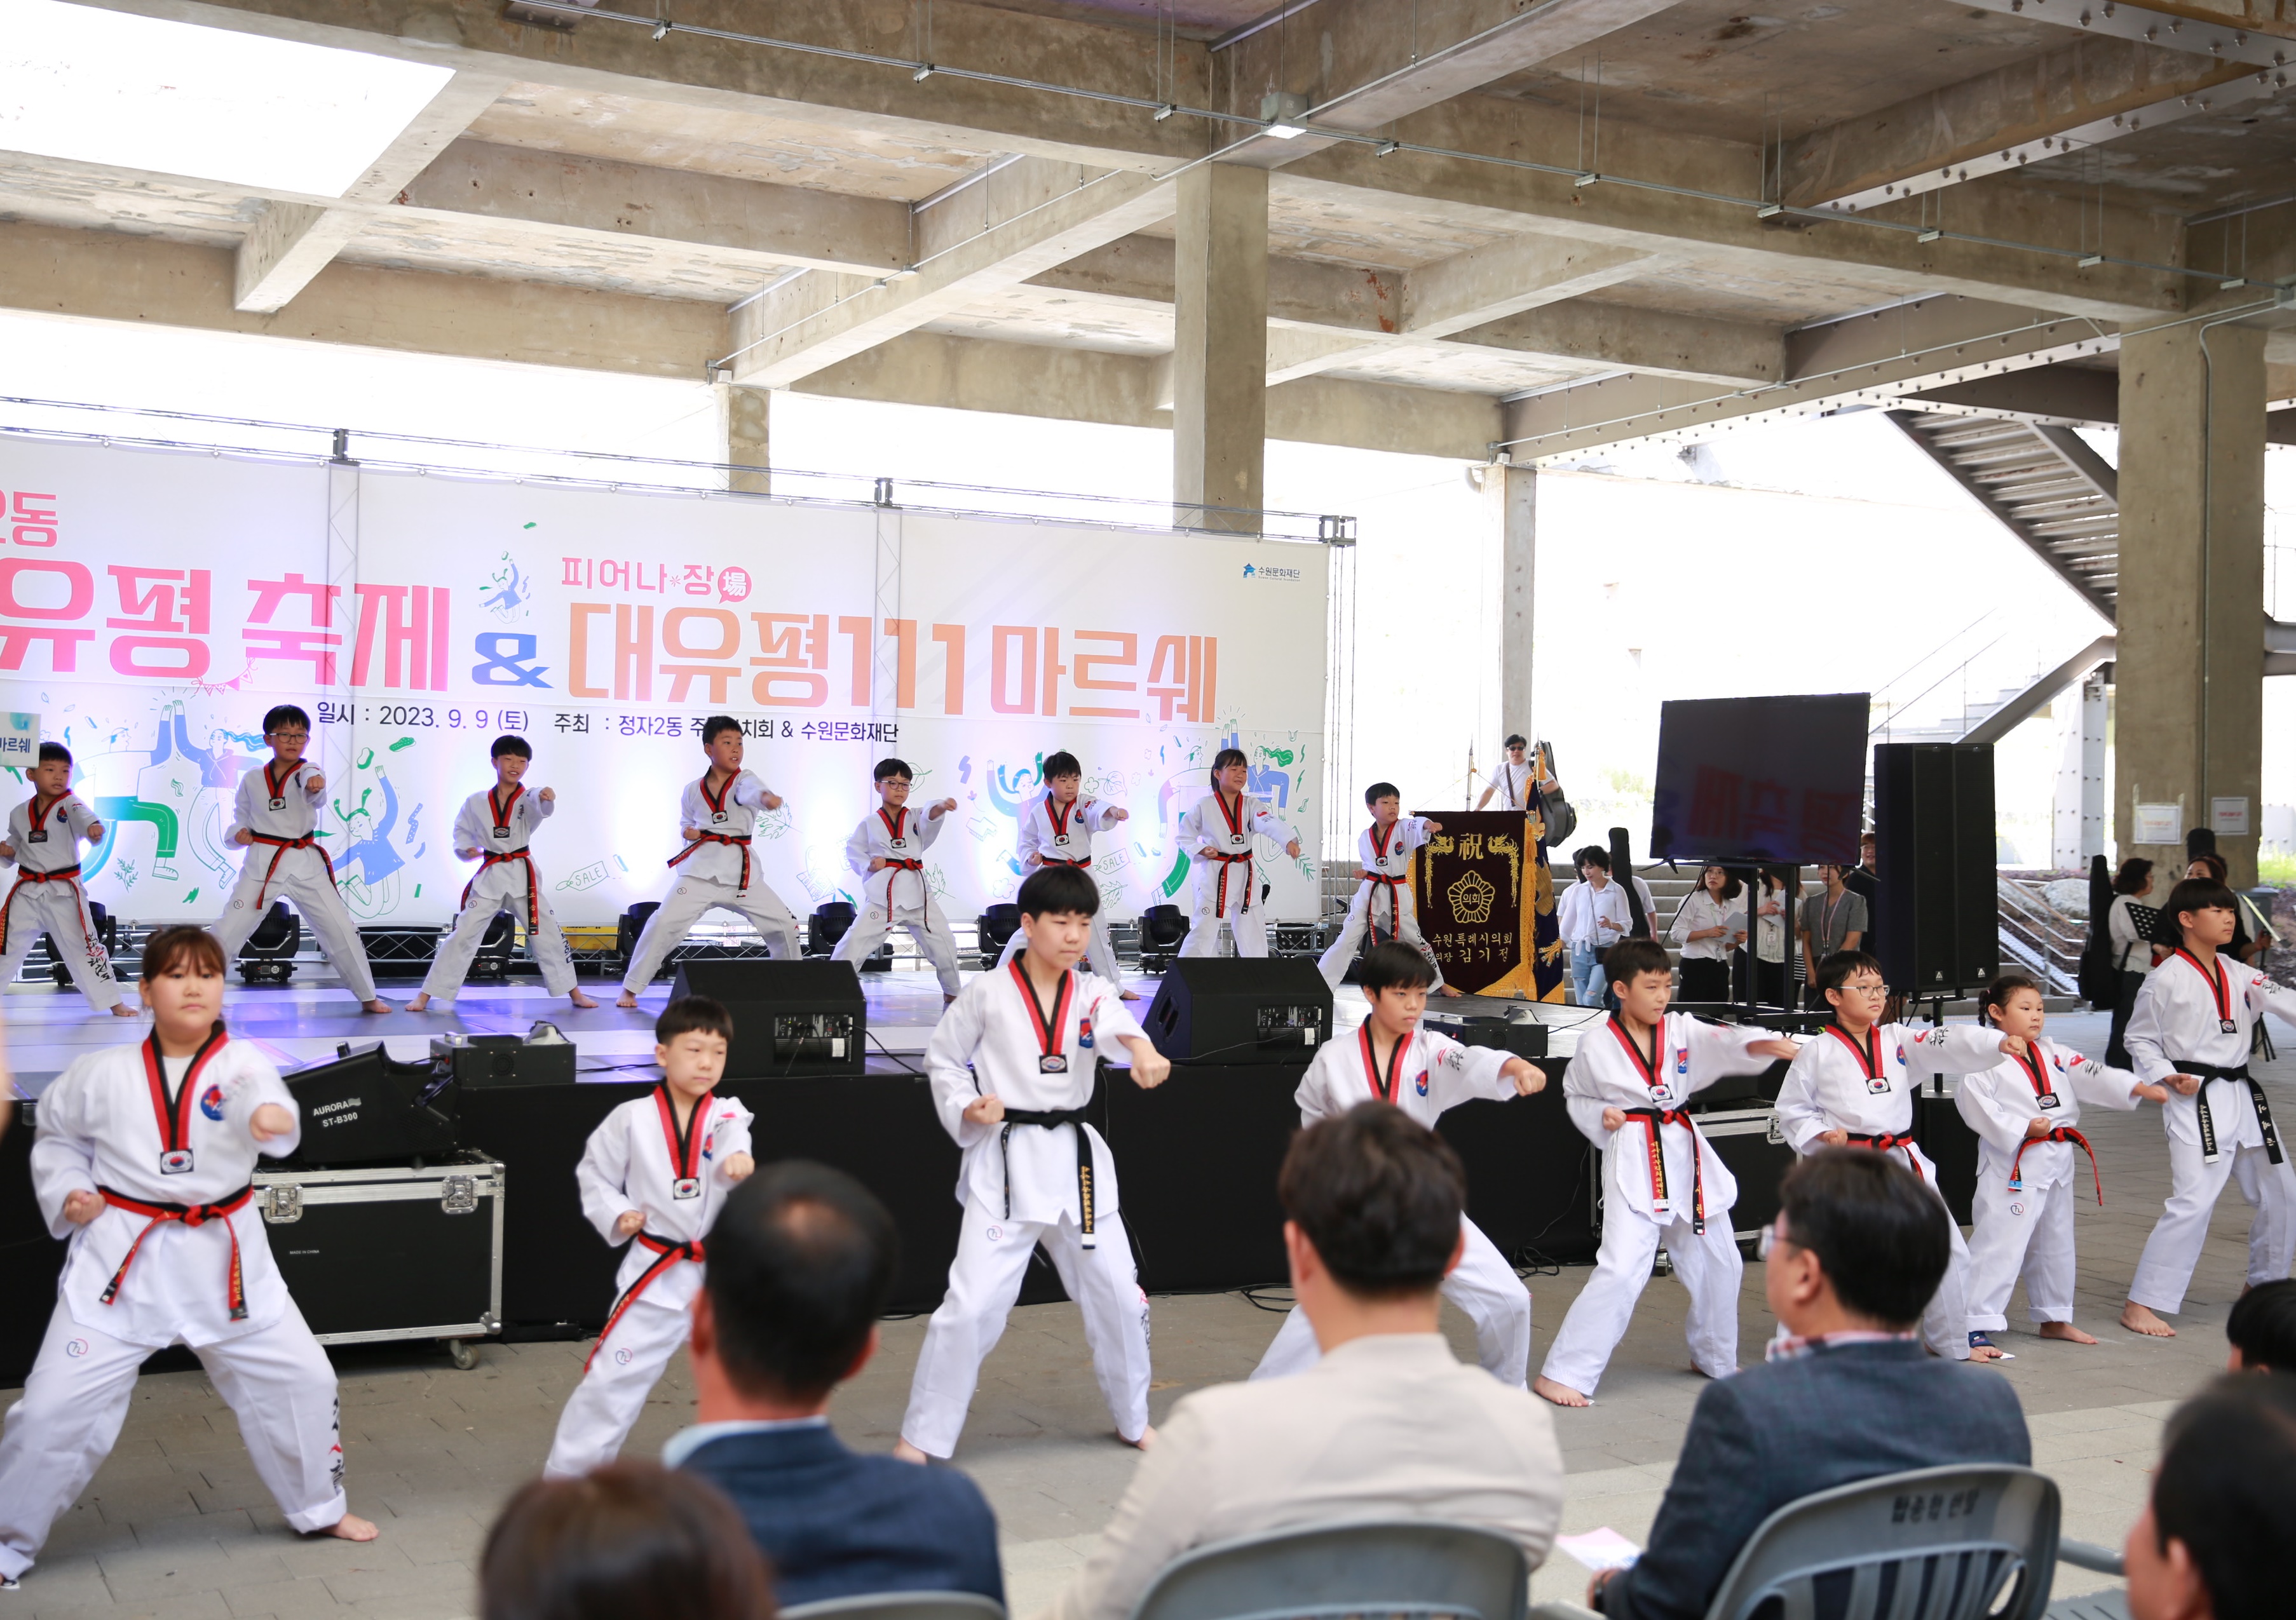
[225,759,332,900]
[1345,818,1434,930]
[845,804,949,914]
[0,791,102,945]
[2126,948,2296,1161]
[1956,1036,2141,1191]
[451,784,555,915]
[1179,791,1297,914]
[1296,1023,1514,1130]
[1564,1013,1778,1226]
[1775,1022,2002,1177]
[670,770,777,891]
[1019,792,1119,871]
[577,1087,755,1316]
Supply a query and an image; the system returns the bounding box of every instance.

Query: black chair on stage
[1138,903,1189,975]
[234,900,299,985]
[808,901,856,955]
[466,912,517,983]
[975,903,1021,969]
[42,900,119,987]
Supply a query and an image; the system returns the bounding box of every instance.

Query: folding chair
[1129,1518,1529,1620]
[780,1592,1007,1620]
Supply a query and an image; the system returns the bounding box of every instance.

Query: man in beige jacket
[1043,1103,1566,1620]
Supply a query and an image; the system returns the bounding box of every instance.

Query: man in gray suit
[1589,1149,2031,1620]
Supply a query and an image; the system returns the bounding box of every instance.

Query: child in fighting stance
[1317,781,1457,995]
[997,751,1133,994]
[545,996,754,1477]
[1254,941,1543,1386]
[0,741,135,1016]
[0,928,376,1588]
[833,758,965,1004]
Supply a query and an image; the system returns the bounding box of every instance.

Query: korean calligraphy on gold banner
[1408,809,1568,1001]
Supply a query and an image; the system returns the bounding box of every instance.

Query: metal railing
[1997,876,2085,996]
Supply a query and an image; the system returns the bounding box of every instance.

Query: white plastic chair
[1128,1519,1531,1620]
[780,1592,1008,1620]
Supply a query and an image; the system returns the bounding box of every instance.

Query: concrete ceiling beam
[1955,0,2296,61]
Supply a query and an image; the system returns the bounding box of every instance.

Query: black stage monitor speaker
[431,1026,578,1090]
[671,959,866,1077]
[285,1043,459,1167]
[1142,957,1331,1066]
[1873,742,1998,997]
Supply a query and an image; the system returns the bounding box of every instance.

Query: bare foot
[1968,1342,2008,1362]
[2121,1301,2177,1337]
[405,992,431,1011]
[2040,1321,2100,1345]
[1120,989,1143,1001]
[360,999,393,1015]
[1532,1375,1591,1408]
[1436,984,1465,997]
[109,1003,140,1017]
[315,1513,378,1542]
[944,993,958,1006]
[1127,1425,1157,1451]
[891,1438,930,1464]
[616,992,640,1009]
[568,989,599,1009]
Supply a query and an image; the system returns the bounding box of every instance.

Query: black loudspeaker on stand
[670,959,866,1077]
[1142,957,1331,1065]
[1873,742,1998,998]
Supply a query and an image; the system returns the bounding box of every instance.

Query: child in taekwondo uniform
[1316,781,1458,994]
[1253,941,1545,1386]
[2121,877,2296,1339]
[995,750,1134,993]
[895,864,1172,1462]
[0,741,136,1016]
[1178,747,1302,959]
[409,734,597,1011]
[211,703,389,1014]
[0,928,377,1588]
[545,996,753,1477]
[617,716,802,1007]
[1534,938,1798,1407]
[833,758,965,1004]
[1774,950,2021,1362]
[1957,972,2167,1356]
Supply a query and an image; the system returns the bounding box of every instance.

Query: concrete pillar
[1172,163,1267,527]
[2116,320,2266,886]
[720,383,770,494]
[1488,461,1536,743]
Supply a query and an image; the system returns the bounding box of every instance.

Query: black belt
[2180,1060,2282,1164]
[1000,1106,1097,1248]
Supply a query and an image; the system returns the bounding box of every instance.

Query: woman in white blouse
[1669,863,1746,1004]
[2105,856,2160,1067]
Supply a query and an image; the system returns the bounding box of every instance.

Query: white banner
[0,439,1328,928]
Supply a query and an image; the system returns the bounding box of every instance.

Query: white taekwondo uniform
[996,792,1126,983]
[212,758,377,1002]
[1177,789,1299,959]
[1316,816,1445,990]
[1539,1013,1780,1396]
[2125,947,2296,1314]
[419,783,578,1000]
[1251,1023,1531,1385]
[620,770,801,994]
[545,1085,754,1478]
[1774,1021,2002,1358]
[0,1030,346,1580]
[0,790,123,1009]
[834,803,963,996]
[1955,1036,2143,1335]
[901,957,1152,1459]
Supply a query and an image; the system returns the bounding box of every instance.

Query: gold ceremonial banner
[1408,809,1567,1000]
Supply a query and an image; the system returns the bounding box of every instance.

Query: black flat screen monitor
[1649,693,1868,866]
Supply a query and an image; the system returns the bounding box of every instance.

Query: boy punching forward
[1253,942,1544,1386]
[0,741,135,1016]
[896,864,1172,1461]
[1535,939,1798,1407]
[1178,748,1301,959]
[834,758,965,1004]
[1317,781,1457,995]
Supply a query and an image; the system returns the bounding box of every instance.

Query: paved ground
[3,1002,2267,1619]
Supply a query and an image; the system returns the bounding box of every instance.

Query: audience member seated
[668,1161,1004,1609]
[481,1462,774,1620]
[2224,1278,2296,1372]
[2126,1372,2296,1620]
[1589,1149,2031,1619]
[1045,1102,1565,1620]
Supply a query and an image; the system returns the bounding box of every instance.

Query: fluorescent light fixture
[2077,252,2104,267]
[0,0,454,198]
[1917,227,1942,242]
[1756,203,1783,218]
[1260,91,1308,140]
[1265,120,1305,139]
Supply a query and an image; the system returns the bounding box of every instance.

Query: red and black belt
[1844,1131,1924,1180]
[1,862,93,957]
[465,846,541,929]
[2009,1126,2102,1204]
[247,833,334,908]
[1040,854,1093,869]
[95,1184,255,1321]
[587,1231,704,1372]
[1620,1107,1708,1234]
[669,831,752,893]
[1206,849,1254,914]
[1359,871,1410,941]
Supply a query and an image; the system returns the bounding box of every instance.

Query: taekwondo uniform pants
[421,871,578,999]
[0,879,121,1009]
[620,874,799,995]
[1181,863,1267,958]
[836,898,964,996]
[0,1303,346,1579]
[1316,882,1444,991]
[901,1199,1152,1460]
[214,861,378,1002]
[1540,1205,1742,1397]
[1964,1160,2079,1332]
[998,907,1123,984]
[543,1295,691,1480]
[2129,1133,2296,1314]
[1251,1217,1528,1386]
